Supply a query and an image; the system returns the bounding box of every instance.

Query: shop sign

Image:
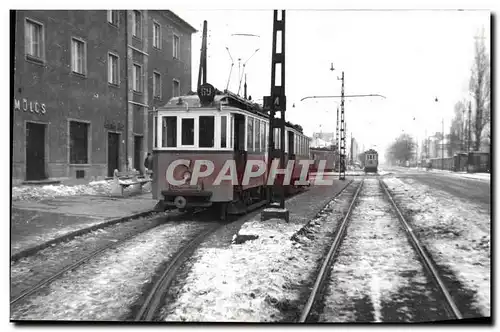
[13,98,46,114]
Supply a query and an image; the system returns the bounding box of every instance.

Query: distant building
[350,137,359,164]
[311,131,334,148]
[12,10,196,184]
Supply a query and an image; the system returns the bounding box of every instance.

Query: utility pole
[262,10,288,223]
[461,107,465,152]
[441,118,444,170]
[468,101,472,153]
[339,71,346,180]
[335,106,339,164]
[244,74,247,99]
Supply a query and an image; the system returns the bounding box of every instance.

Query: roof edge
[166,10,198,33]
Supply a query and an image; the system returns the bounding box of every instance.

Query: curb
[11,209,157,262]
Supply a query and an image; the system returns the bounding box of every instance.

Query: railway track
[11,188,307,317]
[10,210,207,306]
[132,189,310,321]
[299,177,463,323]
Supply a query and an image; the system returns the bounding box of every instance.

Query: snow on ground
[161,183,359,322]
[407,167,490,182]
[10,221,204,321]
[382,177,490,316]
[11,180,151,201]
[321,179,440,322]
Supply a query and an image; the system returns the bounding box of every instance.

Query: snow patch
[382,177,490,316]
[12,180,151,201]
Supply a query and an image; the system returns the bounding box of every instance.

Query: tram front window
[181,118,195,146]
[199,116,215,148]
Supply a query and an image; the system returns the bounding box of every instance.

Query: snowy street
[384,167,490,209]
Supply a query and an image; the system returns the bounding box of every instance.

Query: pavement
[11,193,157,258]
[385,167,491,210]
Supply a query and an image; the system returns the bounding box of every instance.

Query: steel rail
[10,210,203,306]
[379,178,463,320]
[298,179,364,322]
[136,189,311,321]
[134,224,222,321]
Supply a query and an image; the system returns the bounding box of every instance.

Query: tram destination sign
[198,83,216,106]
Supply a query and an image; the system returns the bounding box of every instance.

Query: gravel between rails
[10,211,184,303]
[318,178,448,323]
[10,220,212,321]
[382,177,490,318]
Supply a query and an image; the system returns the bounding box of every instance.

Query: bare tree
[469,28,491,151]
[386,134,415,164]
[449,100,466,153]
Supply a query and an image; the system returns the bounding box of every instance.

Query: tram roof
[157,90,306,134]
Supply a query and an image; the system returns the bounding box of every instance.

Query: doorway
[288,130,295,158]
[26,122,47,181]
[107,132,120,177]
[134,135,143,174]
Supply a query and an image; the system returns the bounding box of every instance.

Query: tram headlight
[182,170,192,181]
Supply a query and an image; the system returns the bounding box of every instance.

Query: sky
[174,9,490,158]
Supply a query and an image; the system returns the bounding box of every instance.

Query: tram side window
[263,122,267,151]
[162,116,177,147]
[181,118,195,146]
[247,117,254,152]
[199,116,215,148]
[221,115,227,148]
[255,120,261,152]
[260,121,265,152]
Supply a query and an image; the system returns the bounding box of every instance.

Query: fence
[428,152,490,173]
[429,157,454,171]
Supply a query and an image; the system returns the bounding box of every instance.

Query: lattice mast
[264,10,286,208]
[339,71,346,180]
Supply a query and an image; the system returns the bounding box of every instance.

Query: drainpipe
[126,11,134,171]
[124,10,130,171]
[142,10,149,171]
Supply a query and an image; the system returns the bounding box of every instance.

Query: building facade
[12,10,196,184]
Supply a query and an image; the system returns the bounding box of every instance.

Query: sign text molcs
[13,98,47,114]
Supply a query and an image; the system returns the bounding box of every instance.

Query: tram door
[287,130,295,159]
[233,114,247,181]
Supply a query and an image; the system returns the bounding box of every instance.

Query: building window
[71,38,86,75]
[221,116,227,148]
[133,64,142,92]
[153,71,161,99]
[154,116,158,148]
[173,34,180,59]
[172,79,180,97]
[162,116,177,147]
[107,10,119,26]
[133,10,142,38]
[153,22,161,49]
[25,19,43,60]
[69,121,89,164]
[199,116,215,148]
[181,118,195,146]
[108,53,119,85]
